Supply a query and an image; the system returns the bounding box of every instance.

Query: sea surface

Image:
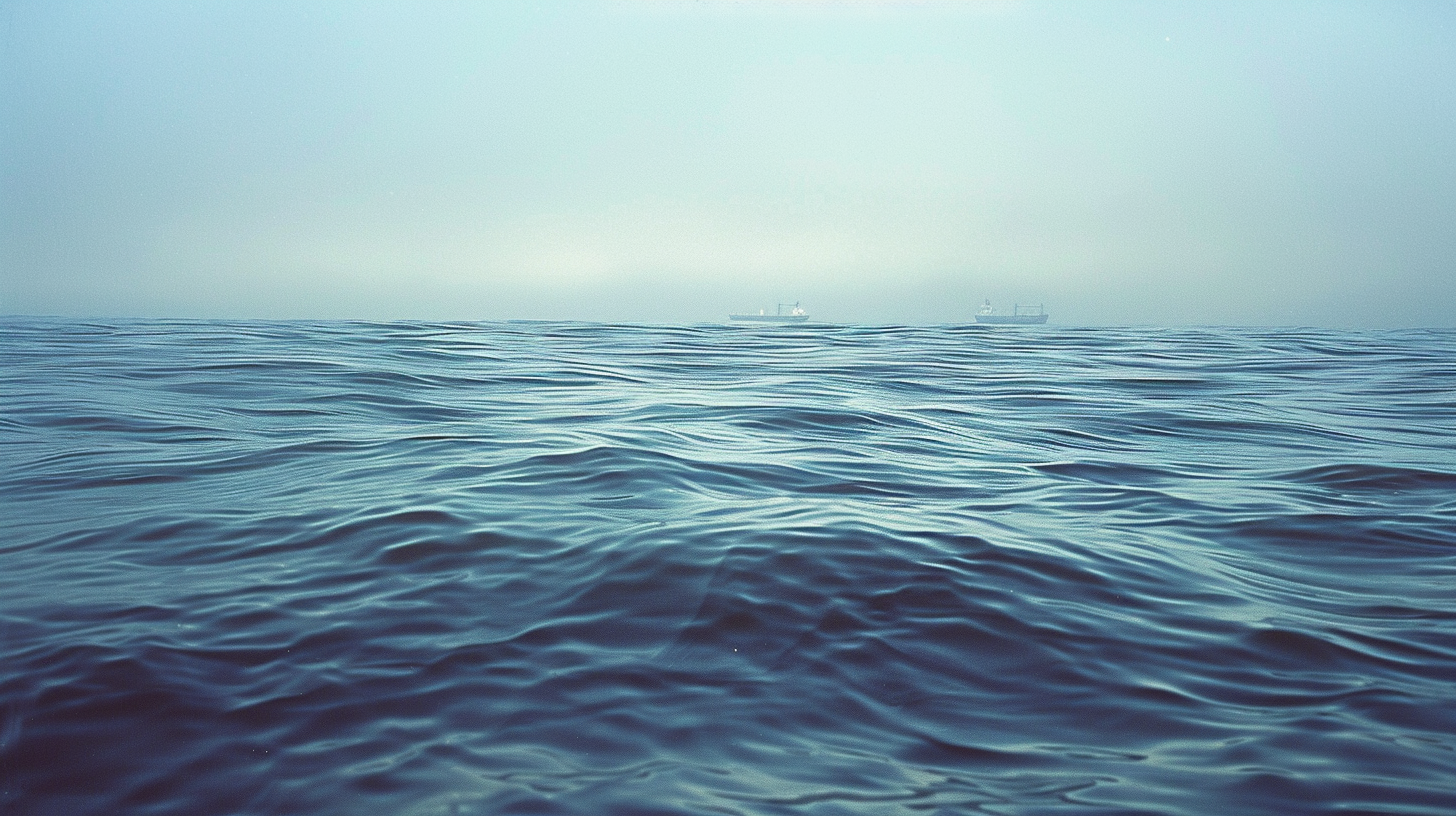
[2,318,1455,816]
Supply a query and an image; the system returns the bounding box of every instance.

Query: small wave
[3,319,1455,816]
[1280,462,1456,492]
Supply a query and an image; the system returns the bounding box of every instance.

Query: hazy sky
[3,1,1454,326]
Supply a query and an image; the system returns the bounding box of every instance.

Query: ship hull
[730,314,810,323]
[975,314,1048,325]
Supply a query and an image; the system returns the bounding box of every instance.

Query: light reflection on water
[2,319,1454,815]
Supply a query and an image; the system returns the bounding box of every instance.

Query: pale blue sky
[3,1,1453,325]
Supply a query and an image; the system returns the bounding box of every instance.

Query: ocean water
[2,318,1454,816]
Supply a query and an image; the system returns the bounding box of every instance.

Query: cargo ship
[730,302,809,323]
[974,300,1048,325]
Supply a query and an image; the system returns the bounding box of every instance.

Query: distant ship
[974,300,1048,325]
[730,302,809,323]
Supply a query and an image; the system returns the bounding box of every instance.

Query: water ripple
[2,319,1454,815]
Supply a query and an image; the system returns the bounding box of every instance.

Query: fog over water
[3,1,1454,326]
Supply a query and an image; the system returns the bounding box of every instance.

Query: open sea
[2,318,1454,816]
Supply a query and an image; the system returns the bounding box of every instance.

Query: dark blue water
[3,319,1454,815]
